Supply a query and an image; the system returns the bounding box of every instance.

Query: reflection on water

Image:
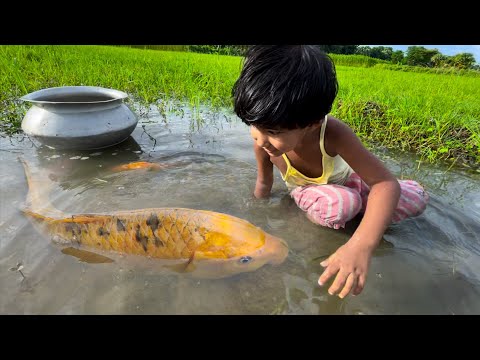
[0,105,479,314]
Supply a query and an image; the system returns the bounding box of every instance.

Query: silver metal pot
[21,86,139,150]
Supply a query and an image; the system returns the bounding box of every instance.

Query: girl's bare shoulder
[325,116,354,136]
[324,116,355,156]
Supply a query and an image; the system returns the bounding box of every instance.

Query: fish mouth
[265,233,289,265]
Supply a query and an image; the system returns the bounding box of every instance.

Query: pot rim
[20,86,129,105]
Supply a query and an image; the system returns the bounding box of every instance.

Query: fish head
[230,230,289,268]
[188,232,288,279]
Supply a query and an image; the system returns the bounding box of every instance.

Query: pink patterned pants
[290,173,429,229]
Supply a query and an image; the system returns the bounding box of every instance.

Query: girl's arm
[253,142,274,198]
[319,118,401,298]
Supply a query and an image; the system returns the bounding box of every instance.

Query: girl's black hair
[232,45,338,130]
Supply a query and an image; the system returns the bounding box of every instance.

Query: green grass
[0,45,479,167]
[332,65,480,166]
[121,45,189,52]
[373,63,480,77]
[329,54,389,68]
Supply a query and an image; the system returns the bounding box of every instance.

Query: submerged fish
[111,161,173,172]
[19,158,288,278]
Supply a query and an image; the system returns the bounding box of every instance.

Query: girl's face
[250,126,306,157]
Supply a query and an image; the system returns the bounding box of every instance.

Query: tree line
[187,45,479,71]
[347,45,478,70]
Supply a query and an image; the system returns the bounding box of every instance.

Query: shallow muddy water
[1,105,479,314]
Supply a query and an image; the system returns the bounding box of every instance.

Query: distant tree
[340,45,479,71]
[391,50,404,64]
[318,45,359,54]
[235,45,251,55]
[355,46,371,56]
[451,53,476,69]
[369,46,392,61]
[431,53,450,68]
[354,46,394,61]
[188,45,249,56]
[405,46,441,67]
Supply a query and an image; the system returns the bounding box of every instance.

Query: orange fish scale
[50,211,206,258]
[29,208,265,260]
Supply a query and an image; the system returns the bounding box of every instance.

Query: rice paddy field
[0,45,479,167]
[1,45,480,315]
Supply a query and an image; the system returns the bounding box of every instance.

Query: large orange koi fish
[19,158,288,278]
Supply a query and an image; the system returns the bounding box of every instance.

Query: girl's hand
[253,183,272,198]
[318,241,374,298]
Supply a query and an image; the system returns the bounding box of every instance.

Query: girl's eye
[267,130,279,135]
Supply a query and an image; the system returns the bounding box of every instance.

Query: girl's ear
[306,122,321,131]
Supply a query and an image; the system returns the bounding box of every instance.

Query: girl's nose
[251,129,269,148]
[257,135,267,147]
[257,135,270,148]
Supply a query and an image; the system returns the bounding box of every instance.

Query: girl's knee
[291,184,363,229]
[392,180,429,223]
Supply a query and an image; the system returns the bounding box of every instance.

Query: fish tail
[18,157,64,219]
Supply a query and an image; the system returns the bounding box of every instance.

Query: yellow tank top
[281,115,352,190]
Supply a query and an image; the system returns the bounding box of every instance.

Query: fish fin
[61,247,115,264]
[164,252,197,274]
[18,157,64,219]
[182,251,197,273]
[62,214,110,224]
[164,262,197,274]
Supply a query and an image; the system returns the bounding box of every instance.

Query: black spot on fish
[153,235,164,247]
[97,227,110,237]
[65,222,82,236]
[146,213,161,232]
[135,224,149,252]
[116,218,126,232]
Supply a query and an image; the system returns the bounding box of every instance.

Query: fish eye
[238,256,252,264]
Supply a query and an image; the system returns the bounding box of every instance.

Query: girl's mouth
[264,148,280,156]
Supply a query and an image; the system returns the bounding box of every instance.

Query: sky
[370,45,480,64]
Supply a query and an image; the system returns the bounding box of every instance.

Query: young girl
[232,45,429,299]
